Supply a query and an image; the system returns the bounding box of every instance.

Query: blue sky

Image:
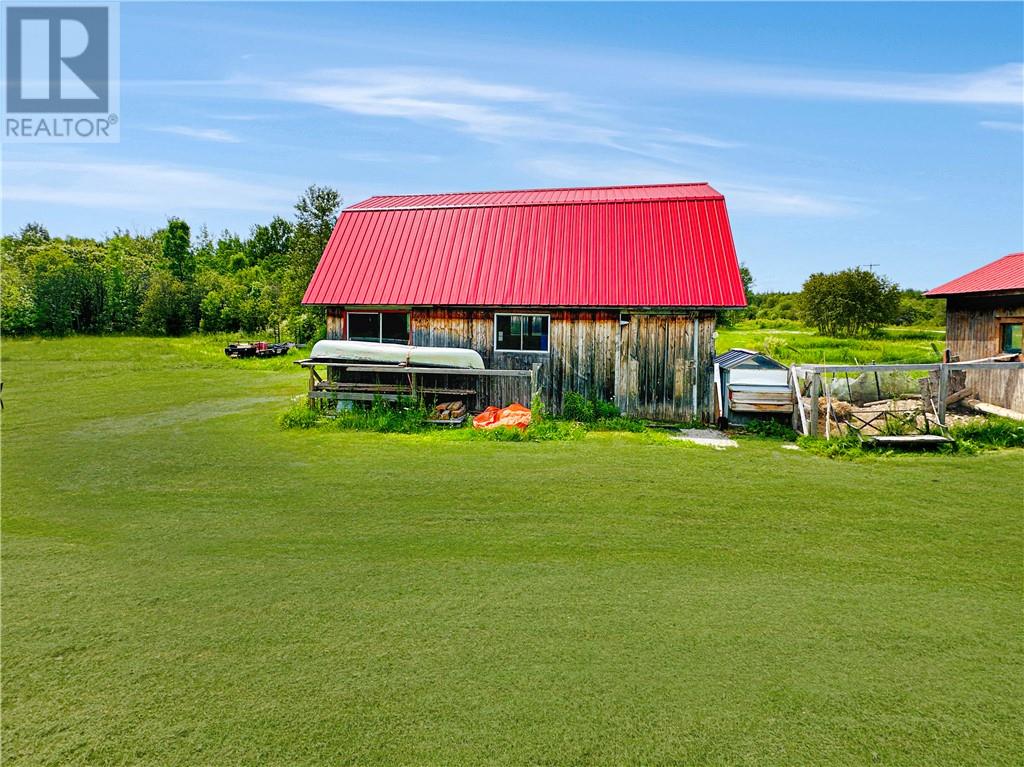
[3,1,1022,291]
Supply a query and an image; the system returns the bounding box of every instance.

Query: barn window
[1001,322,1022,354]
[494,314,549,352]
[346,312,410,345]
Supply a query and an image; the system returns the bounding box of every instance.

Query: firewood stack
[433,400,467,421]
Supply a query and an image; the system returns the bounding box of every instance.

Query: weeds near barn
[279,389,644,440]
[740,419,798,440]
[795,416,1024,459]
[948,416,1024,450]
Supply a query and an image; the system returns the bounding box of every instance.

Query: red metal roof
[925,252,1024,297]
[346,182,723,210]
[303,183,746,308]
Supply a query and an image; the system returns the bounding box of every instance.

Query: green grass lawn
[2,336,1021,766]
[716,320,946,365]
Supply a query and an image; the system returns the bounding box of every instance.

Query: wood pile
[432,400,467,421]
[919,369,967,404]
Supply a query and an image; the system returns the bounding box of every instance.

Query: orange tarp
[472,403,532,430]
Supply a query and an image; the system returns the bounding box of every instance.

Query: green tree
[162,218,194,282]
[247,216,293,272]
[26,239,106,335]
[18,222,51,245]
[279,186,341,339]
[893,289,946,327]
[800,268,901,337]
[101,232,161,332]
[1,261,36,334]
[717,263,755,326]
[292,185,341,280]
[139,272,191,335]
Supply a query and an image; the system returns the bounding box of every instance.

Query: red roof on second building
[925,252,1024,297]
[303,182,746,308]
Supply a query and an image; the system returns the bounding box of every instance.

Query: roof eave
[926,287,1024,299]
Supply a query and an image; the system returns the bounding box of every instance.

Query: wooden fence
[790,359,1024,438]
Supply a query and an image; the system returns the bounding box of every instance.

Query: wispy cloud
[718,182,861,218]
[658,61,1023,106]
[269,67,733,151]
[524,156,862,218]
[277,68,558,138]
[649,128,742,150]
[980,119,1024,132]
[2,161,294,213]
[151,125,242,143]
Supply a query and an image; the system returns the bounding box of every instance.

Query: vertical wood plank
[937,362,949,425]
[809,373,821,436]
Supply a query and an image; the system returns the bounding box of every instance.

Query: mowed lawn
[2,337,1021,766]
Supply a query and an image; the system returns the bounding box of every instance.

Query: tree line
[1,185,341,342]
[3,195,944,341]
[731,267,945,336]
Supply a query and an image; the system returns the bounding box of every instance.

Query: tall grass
[715,321,945,365]
[279,394,642,441]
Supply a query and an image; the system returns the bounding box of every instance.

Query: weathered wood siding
[945,295,1024,411]
[325,306,716,420]
[615,313,716,421]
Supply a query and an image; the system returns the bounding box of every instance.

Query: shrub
[950,417,1024,449]
[742,419,797,440]
[561,391,594,422]
[562,391,621,423]
[530,391,547,422]
[592,399,621,419]
[139,272,191,336]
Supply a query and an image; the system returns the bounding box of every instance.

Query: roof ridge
[347,196,724,213]
[357,181,712,202]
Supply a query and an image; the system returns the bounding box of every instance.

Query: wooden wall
[945,295,1024,411]
[325,306,716,420]
[615,313,716,421]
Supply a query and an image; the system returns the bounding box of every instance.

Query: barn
[302,183,747,421]
[926,252,1024,412]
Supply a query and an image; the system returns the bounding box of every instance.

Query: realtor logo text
[3,3,119,142]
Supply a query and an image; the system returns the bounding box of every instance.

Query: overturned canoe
[309,340,485,370]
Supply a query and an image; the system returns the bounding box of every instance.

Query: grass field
[716,321,946,365]
[2,336,1021,766]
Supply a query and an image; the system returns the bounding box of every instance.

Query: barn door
[615,313,699,421]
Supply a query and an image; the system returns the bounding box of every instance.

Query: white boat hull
[309,340,485,369]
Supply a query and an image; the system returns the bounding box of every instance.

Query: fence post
[790,366,808,436]
[809,372,821,437]
[937,363,949,426]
